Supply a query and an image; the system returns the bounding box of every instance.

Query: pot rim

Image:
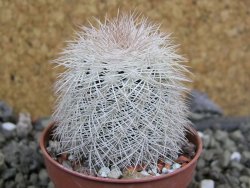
[40,122,202,184]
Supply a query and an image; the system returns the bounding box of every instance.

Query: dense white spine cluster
[52,13,191,172]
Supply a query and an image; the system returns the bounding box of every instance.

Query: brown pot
[40,123,202,188]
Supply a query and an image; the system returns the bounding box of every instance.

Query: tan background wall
[0,0,249,117]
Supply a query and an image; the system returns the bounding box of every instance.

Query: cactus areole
[40,12,202,187]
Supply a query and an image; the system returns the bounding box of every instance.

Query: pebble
[29,173,38,185]
[0,151,5,169]
[2,168,16,180]
[98,167,110,178]
[242,151,250,160]
[202,134,210,148]
[48,181,55,188]
[221,150,231,167]
[161,167,174,174]
[214,130,228,142]
[107,167,122,179]
[62,160,73,170]
[15,173,25,188]
[200,179,215,188]
[140,170,150,176]
[172,163,181,170]
[0,101,13,121]
[230,161,244,171]
[34,117,51,131]
[4,180,16,188]
[1,122,16,131]
[38,169,49,185]
[230,130,244,142]
[230,152,241,162]
[27,186,36,188]
[239,176,250,185]
[162,167,168,174]
[16,113,32,138]
[197,159,205,169]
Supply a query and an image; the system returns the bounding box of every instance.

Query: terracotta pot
[40,123,202,188]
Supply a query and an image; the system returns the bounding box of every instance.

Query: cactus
[52,13,191,172]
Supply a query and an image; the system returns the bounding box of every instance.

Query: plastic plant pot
[40,123,202,188]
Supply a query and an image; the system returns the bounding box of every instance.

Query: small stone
[4,181,16,188]
[239,176,250,184]
[226,174,240,186]
[223,139,236,151]
[164,163,171,169]
[202,134,210,148]
[221,150,231,167]
[29,173,38,185]
[107,167,122,179]
[242,151,250,160]
[0,180,3,188]
[230,152,241,162]
[0,132,6,146]
[162,167,169,174]
[48,181,55,188]
[242,168,250,176]
[15,173,24,183]
[34,117,51,131]
[172,163,181,170]
[98,167,110,178]
[1,122,16,131]
[197,159,205,169]
[2,168,16,180]
[230,130,244,142]
[0,151,5,169]
[203,150,215,161]
[27,186,36,188]
[241,183,248,188]
[68,155,74,161]
[214,130,228,142]
[0,101,13,121]
[230,161,244,171]
[208,137,217,148]
[200,179,215,188]
[38,169,49,185]
[62,160,72,170]
[140,170,150,176]
[230,169,240,178]
[16,113,32,138]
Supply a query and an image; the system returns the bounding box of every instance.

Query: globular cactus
[52,13,191,172]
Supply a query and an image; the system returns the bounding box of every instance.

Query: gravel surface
[189,122,250,188]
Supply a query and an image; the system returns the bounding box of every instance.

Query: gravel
[0,111,53,188]
[189,121,250,188]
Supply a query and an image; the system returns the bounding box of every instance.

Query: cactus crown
[52,12,191,172]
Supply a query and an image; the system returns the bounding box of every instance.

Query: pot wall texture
[0,0,249,117]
